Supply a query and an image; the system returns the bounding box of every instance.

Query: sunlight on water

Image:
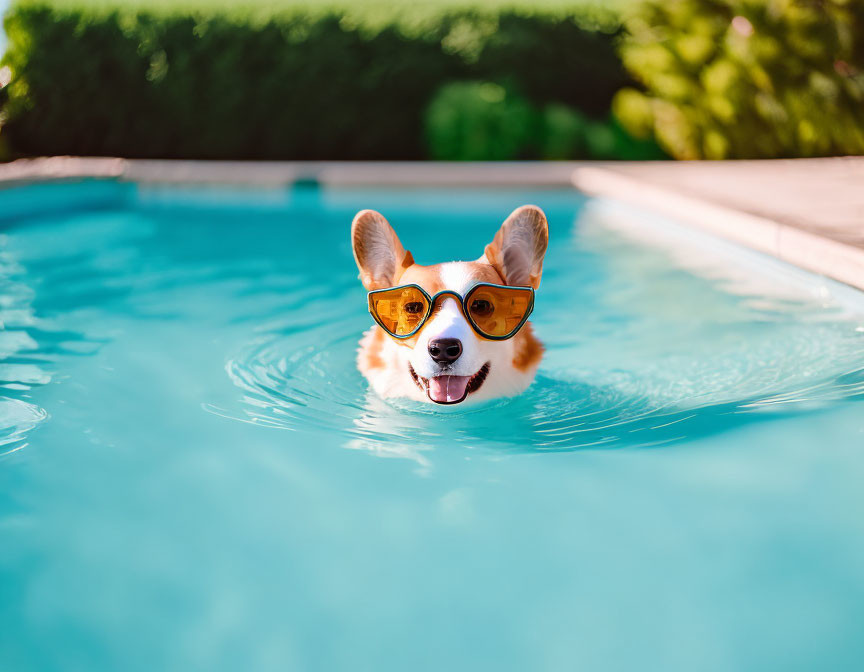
[1,182,864,671]
[206,196,864,467]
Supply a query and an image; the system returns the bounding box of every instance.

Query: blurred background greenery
[0,0,861,162]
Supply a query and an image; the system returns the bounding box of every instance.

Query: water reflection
[0,240,50,456]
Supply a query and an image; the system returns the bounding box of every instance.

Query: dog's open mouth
[409,363,491,404]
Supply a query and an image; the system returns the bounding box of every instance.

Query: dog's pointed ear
[352,210,414,290]
[483,205,549,288]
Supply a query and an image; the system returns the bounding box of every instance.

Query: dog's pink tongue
[428,375,471,403]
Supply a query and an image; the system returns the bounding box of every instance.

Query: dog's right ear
[351,210,414,290]
[484,205,549,288]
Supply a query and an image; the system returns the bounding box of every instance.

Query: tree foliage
[614,0,864,159]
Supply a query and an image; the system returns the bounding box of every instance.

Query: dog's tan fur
[353,205,548,404]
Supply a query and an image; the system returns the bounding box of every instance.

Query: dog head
[352,205,549,405]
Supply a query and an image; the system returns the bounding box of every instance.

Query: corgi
[352,205,549,405]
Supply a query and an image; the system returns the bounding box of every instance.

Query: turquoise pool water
[1,180,864,671]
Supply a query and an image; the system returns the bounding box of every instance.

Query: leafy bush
[424,82,539,160]
[614,0,864,159]
[425,80,665,160]
[0,0,629,160]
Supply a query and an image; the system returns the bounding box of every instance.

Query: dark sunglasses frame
[367,282,535,341]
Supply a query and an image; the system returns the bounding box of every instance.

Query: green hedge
[0,0,630,160]
[614,0,864,159]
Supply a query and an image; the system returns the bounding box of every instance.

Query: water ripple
[208,311,864,464]
[0,398,48,458]
[0,238,97,456]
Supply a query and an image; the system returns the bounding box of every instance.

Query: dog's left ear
[483,205,549,288]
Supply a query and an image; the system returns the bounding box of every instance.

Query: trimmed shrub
[539,104,588,159]
[614,0,864,159]
[424,82,539,160]
[0,0,629,160]
[425,80,665,160]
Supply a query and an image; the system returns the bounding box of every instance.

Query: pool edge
[2,155,863,291]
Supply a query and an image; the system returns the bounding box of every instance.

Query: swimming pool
[1,179,863,671]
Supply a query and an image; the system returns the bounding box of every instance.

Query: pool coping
[0,156,585,187]
[1,156,863,291]
[572,163,864,292]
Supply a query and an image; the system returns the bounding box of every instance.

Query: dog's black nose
[428,338,462,364]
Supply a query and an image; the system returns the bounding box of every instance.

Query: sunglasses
[367,283,535,341]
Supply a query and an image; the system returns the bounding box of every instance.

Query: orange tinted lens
[466,285,532,337]
[370,286,429,336]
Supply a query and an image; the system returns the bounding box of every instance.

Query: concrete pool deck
[1,156,862,289]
